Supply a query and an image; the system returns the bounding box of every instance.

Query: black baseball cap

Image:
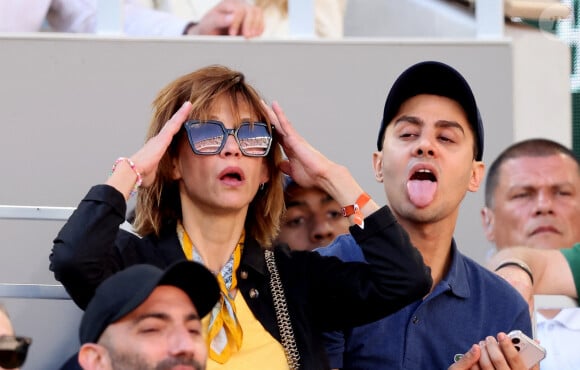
[79,261,220,344]
[377,61,484,161]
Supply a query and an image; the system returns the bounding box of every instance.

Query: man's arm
[487,247,577,298]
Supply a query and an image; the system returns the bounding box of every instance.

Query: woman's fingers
[261,100,278,126]
[160,101,192,137]
[131,101,192,186]
[274,100,296,137]
[147,101,192,153]
[263,100,288,137]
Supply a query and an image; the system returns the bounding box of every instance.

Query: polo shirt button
[249,288,259,298]
[412,316,420,324]
[240,270,248,279]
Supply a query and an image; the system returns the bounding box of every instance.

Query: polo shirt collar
[438,240,470,299]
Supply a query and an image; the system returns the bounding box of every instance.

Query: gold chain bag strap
[264,249,301,370]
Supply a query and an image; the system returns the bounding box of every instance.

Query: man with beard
[76,260,219,370]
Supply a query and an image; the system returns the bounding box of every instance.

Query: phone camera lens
[514,345,521,352]
[511,337,520,344]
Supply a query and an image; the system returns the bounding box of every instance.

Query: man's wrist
[495,260,534,285]
[183,22,198,35]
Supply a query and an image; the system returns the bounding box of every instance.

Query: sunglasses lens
[188,122,225,154]
[237,124,272,156]
[0,336,30,369]
[0,349,25,369]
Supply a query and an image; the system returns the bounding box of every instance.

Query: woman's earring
[259,183,265,191]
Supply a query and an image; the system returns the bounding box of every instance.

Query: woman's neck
[181,208,247,273]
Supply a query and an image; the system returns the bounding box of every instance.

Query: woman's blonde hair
[133,65,284,247]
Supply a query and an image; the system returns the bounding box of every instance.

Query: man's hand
[448,333,539,370]
[186,0,264,38]
[448,344,481,370]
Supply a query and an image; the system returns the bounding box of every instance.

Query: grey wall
[0,34,568,368]
[345,0,477,38]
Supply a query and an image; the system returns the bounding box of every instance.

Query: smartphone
[508,330,546,368]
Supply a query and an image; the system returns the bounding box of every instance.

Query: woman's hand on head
[262,100,378,214]
[131,101,192,187]
[262,100,333,189]
[107,101,191,199]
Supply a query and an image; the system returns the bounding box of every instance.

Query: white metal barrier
[0,206,74,301]
[0,205,75,221]
[0,284,70,300]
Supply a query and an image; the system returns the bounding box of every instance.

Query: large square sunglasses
[0,336,31,369]
[184,120,273,157]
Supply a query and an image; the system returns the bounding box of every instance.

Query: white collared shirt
[536,308,580,369]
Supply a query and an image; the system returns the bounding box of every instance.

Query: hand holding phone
[508,330,546,368]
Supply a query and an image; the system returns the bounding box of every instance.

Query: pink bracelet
[111,157,143,197]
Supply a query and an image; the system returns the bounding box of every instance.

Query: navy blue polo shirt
[317,237,532,369]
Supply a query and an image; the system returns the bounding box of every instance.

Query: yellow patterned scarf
[177,223,244,363]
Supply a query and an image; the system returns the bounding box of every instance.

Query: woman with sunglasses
[50,65,431,370]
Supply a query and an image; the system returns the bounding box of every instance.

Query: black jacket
[50,185,431,370]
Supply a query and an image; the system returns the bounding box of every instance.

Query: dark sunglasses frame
[183,119,273,157]
[0,335,31,369]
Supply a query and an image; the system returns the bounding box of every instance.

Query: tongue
[407,180,437,208]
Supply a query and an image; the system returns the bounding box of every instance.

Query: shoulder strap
[264,249,301,370]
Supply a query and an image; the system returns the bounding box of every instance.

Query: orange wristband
[341,192,371,226]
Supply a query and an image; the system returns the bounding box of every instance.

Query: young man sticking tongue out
[317,61,533,370]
